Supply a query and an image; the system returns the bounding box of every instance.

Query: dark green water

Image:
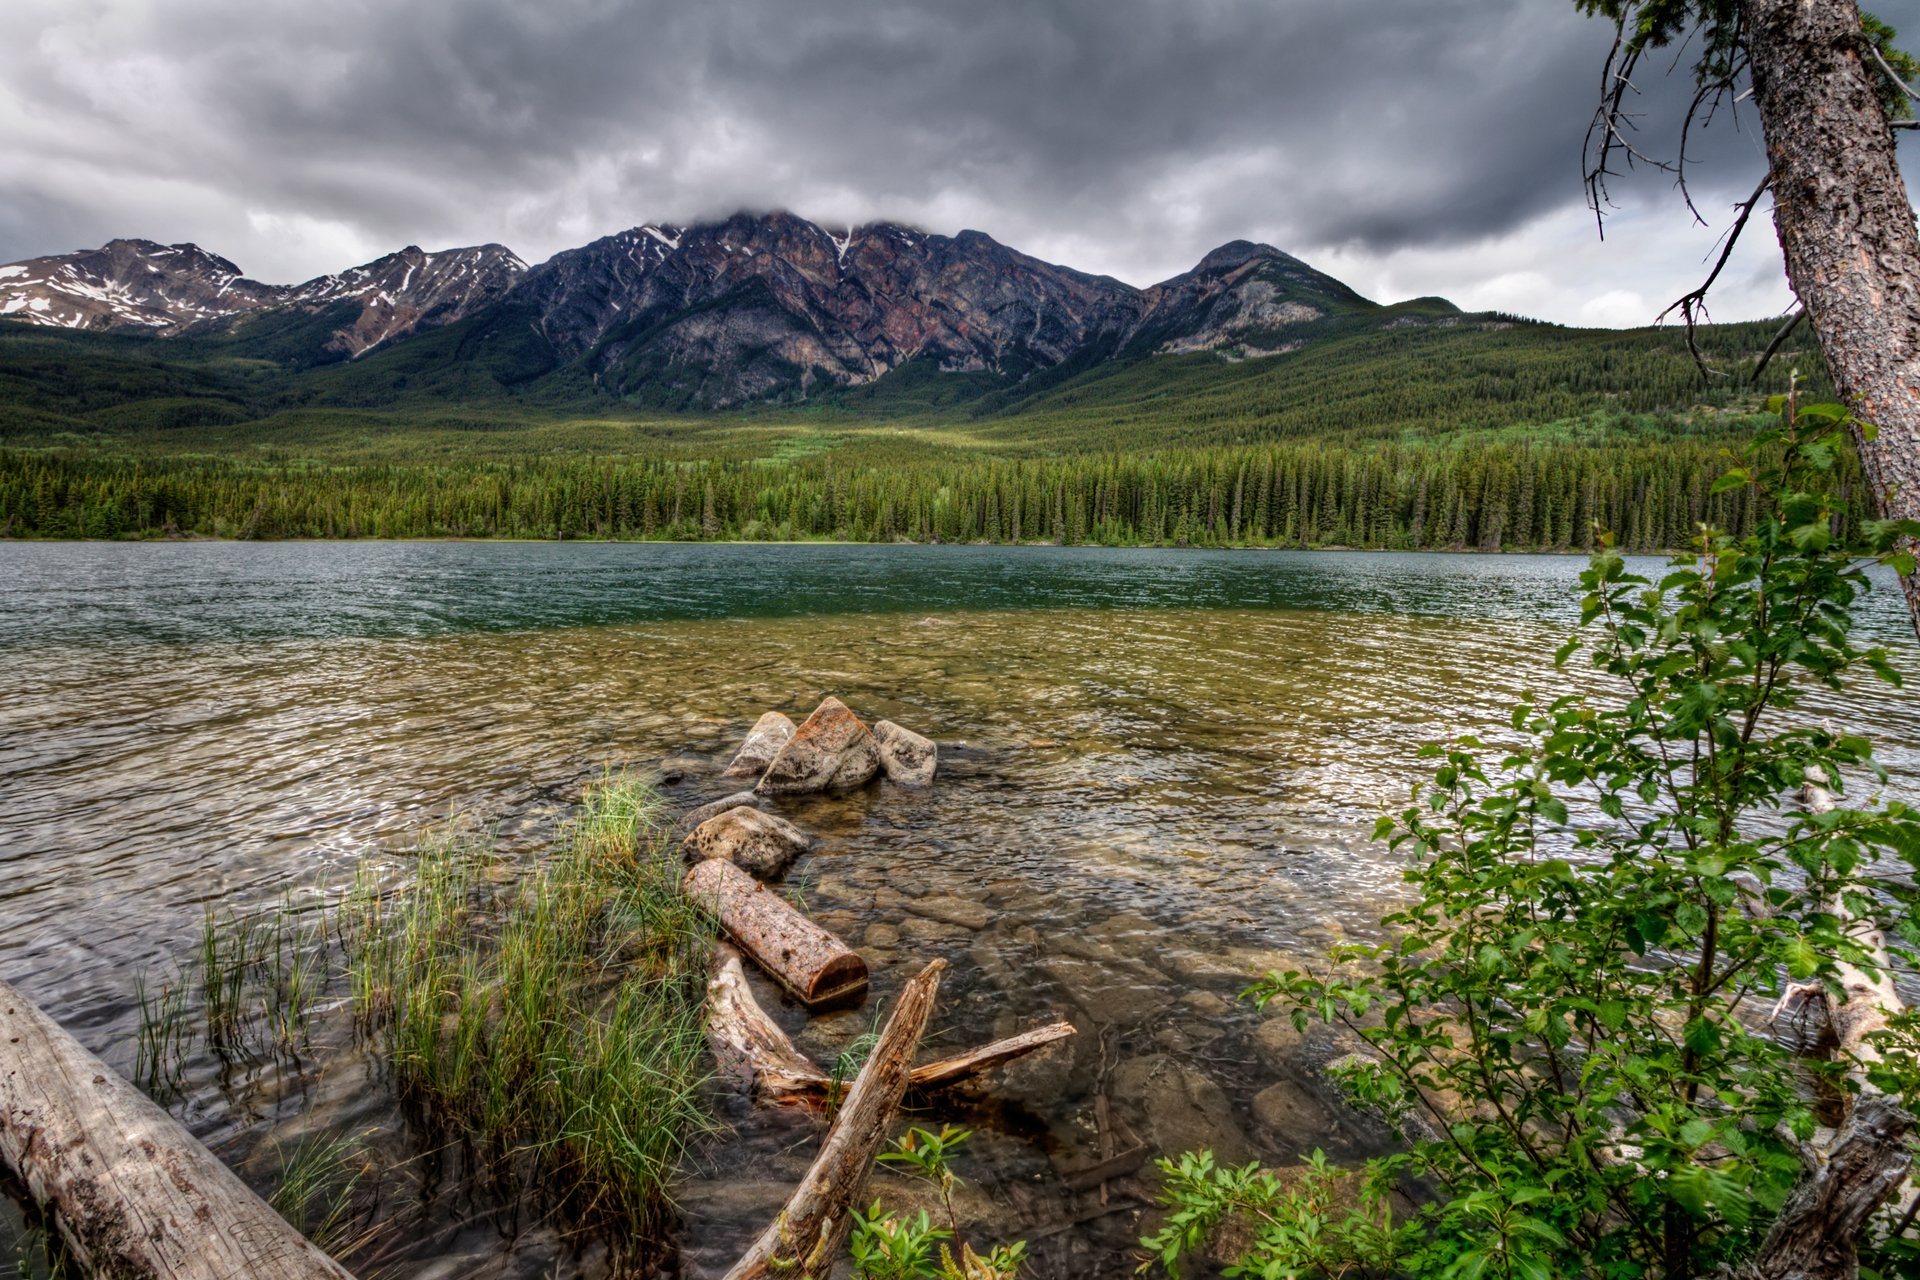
[2,543,1915,1277]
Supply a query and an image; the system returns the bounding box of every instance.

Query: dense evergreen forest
[0,311,1858,549]
[0,436,1862,550]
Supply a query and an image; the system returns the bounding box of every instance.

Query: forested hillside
[0,308,1845,549]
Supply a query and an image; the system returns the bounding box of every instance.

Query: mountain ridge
[0,210,1473,408]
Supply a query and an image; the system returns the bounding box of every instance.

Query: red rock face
[756,696,881,794]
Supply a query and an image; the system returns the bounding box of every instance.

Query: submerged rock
[755,697,881,794]
[681,805,811,879]
[1111,1054,1254,1166]
[723,711,797,779]
[872,719,938,786]
[1250,1077,1339,1136]
[903,893,992,930]
[671,790,761,840]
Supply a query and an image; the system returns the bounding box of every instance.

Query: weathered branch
[704,948,1073,1100]
[0,977,358,1280]
[722,959,945,1280]
[1657,170,1774,380]
[1751,303,1807,384]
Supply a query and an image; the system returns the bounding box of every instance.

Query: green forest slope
[0,311,1850,550]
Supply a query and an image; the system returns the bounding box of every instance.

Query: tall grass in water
[130,773,714,1262]
[342,774,715,1236]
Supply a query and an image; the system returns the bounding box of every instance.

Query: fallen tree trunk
[705,949,1074,1098]
[685,859,868,1007]
[723,959,946,1280]
[1805,784,1903,1076]
[1743,1094,1913,1280]
[0,977,358,1280]
[1737,785,1916,1277]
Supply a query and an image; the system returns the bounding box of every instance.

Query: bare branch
[1866,40,1920,103]
[1656,170,1774,380]
[1752,303,1808,385]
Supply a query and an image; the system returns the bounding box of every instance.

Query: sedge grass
[343,773,716,1238]
[131,771,714,1258]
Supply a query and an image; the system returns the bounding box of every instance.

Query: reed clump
[132,772,714,1253]
[340,774,716,1234]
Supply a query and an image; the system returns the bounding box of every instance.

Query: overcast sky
[2,0,1917,327]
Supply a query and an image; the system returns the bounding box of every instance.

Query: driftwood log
[705,948,1073,1099]
[723,959,946,1280]
[684,859,868,1006]
[1737,785,1916,1277]
[0,976,358,1280]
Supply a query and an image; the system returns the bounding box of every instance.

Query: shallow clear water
[3,543,1916,1276]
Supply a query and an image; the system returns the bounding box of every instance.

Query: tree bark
[1744,0,1920,639]
[1740,1095,1914,1280]
[0,977,358,1280]
[684,859,869,1006]
[722,960,945,1280]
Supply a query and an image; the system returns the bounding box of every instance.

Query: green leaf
[1684,1017,1722,1056]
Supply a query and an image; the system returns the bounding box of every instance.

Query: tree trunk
[1744,0,1920,639]
[0,978,358,1280]
[684,859,869,1006]
[1739,1095,1914,1280]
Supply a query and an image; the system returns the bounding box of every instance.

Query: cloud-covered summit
[1,0,1914,327]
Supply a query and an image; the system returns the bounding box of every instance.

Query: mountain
[0,211,1468,407]
[0,238,525,361]
[0,239,281,332]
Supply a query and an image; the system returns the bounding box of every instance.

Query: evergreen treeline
[0,437,1863,551]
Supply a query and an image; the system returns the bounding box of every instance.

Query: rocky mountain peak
[0,212,1463,404]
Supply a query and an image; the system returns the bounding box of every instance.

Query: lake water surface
[4,543,1917,1277]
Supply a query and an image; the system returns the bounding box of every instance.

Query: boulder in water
[1110,1054,1254,1166]
[681,806,812,879]
[723,712,797,779]
[873,720,937,786]
[755,697,881,794]
[671,790,761,841]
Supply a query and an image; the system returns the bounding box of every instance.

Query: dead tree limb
[705,948,1073,1100]
[0,977,358,1280]
[685,859,868,1006]
[1737,785,1917,1277]
[1751,303,1807,384]
[1656,169,1774,381]
[722,959,946,1280]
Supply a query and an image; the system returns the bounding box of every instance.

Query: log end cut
[806,952,871,1006]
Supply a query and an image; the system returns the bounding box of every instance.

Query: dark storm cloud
[1,0,1915,321]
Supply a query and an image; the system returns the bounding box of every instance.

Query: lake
[4,542,1916,1276]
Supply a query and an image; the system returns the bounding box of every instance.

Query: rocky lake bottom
[4,543,1917,1276]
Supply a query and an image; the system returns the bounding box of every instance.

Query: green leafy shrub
[1151,380,1920,1277]
[851,1126,1028,1279]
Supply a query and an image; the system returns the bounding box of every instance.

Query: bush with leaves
[1150,380,1920,1279]
[849,1126,1028,1280]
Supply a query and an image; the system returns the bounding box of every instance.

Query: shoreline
[0,536,1629,556]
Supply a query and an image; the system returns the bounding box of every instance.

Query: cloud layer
[2,0,1915,325]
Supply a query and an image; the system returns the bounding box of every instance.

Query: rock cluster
[673,696,939,881]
